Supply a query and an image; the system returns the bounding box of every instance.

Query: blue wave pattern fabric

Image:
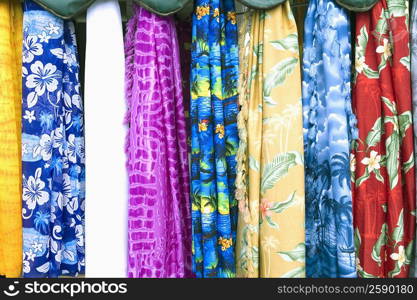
[190,0,239,278]
[21,0,85,277]
[302,0,357,278]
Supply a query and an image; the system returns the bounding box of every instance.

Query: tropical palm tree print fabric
[21,0,85,277]
[190,0,239,278]
[235,2,306,278]
[352,0,416,278]
[302,0,357,278]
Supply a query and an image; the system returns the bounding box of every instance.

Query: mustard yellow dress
[236,1,305,278]
[0,0,22,278]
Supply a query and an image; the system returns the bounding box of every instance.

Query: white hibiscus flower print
[53,124,66,155]
[26,61,60,96]
[38,31,51,43]
[75,224,84,247]
[23,168,49,210]
[376,38,392,61]
[34,133,53,161]
[66,134,77,163]
[390,245,406,268]
[23,35,43,63]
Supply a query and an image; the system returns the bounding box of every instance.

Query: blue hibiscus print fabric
[21,0,85,278]
[302,0,357,278]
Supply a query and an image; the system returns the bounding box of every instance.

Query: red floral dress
[352,0,416,278]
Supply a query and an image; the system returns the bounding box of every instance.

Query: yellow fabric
[0,0,23,278]
[236,1,305,278]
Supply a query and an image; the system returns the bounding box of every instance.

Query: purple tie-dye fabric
[124,5,192,278]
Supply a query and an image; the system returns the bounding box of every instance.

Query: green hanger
[236,0,286,10]
[335,0,379,12]
[32,0,96,19]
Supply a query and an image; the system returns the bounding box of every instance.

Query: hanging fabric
[0,0,23,278]
[353,0,416,278]
[84,0,127,277]
[411,0,417,278]
[191,0,239,278]
[21,0,85,277]
[125,4,192,278]
[302,0,357,278]
[235,1,306,278]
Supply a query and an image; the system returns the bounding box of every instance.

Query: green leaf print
[400,56,411,71]
[249,155,260,172]
[356,168,370,187]
[375,10,388,37]
[405,239,414,265]
[281,266,305,278]
[265,215,279,229]
[365,117,383,149]
[402,153,414,174]
[277,243,305,262]
[358,269,378,278]
[263,57,298,100]
[387,0,408,17]
[270,33,299,53]
[398,110,412,139]
[392,209,404,244]
[269,191,297,213]
[357,26,368,57]
[388,261,402,278]
[371,223,387,266]
[374,168,384,183]
[363,67,379,79]
[381,96,398,114]
[354,227,361,255]
[260,151,302,194]
[385,132,400,190]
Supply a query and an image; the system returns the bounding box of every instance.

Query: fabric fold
[84,0,127,277]
[125,4,192,278]
[353,0,416,278]
[302,0,357,278]
[0,0,23,278]
[235,1,306,278]
[412,0,417,278]
[22,0,85,277]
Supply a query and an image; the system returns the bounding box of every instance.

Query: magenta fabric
[124,5,192,278]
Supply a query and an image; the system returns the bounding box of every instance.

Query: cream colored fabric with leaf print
[236,1,306,278]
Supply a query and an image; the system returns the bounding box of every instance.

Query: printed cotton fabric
[235,2,306,278]
[190,0,239,278]
[22,0,85,277]
[302,0,357,278]
[0,0,23,278]
[125,5,192,278]
[353,0,416,278]
[411,0,417,278]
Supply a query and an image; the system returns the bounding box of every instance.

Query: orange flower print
[227,11,236,25]
[215,124,225,139]
[198,119,209,132]
[218,237,233,251]
[196,5,210,20]
[260,198,272,218]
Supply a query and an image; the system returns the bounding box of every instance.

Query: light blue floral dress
[21,0,85,278]
[302,0,357,278]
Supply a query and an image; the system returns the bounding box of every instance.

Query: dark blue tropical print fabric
[302,0,357,278]
[190,0,239,278]
[21,0,85,278]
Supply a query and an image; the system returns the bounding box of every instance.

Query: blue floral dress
[302,0,357,278]
[21,0,85,278]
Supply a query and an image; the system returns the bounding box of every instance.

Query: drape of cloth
[411,0,417,278]
[353,0,416,278]
[235,1,306,278]
[190,0,239,278]
[84,0,127,277]
[302,0,357,278]
[125,5,192,278]
[0,0,23,278]
[21,0,85,277]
